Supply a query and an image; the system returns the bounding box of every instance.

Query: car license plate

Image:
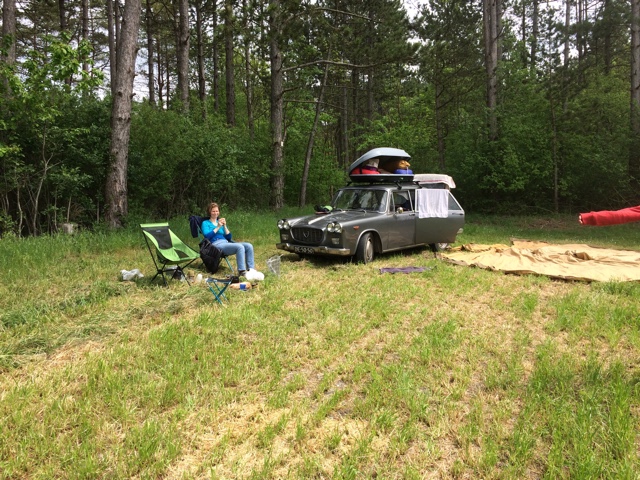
[294,246,314,254]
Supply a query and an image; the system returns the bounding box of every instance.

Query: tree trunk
[520,2,526,66]
[531,0,539,72]
[195,0,207,116]
[105,0,142,228]
[243,0,254,139]
[156,38,164,106]
[58,0,67,31]
[496,0,502,65]
[550,95,559,213]
[269,0,284,209]
[29,133,55,236]
[59,0,73,85]
[435,79,446,171]
[351,69,359,158]
[165,42,171,104]
[631,0,640,188]
[483,0,499,141]
[563,0,570,68]
[176,0,190,112]
[577,0,585,64]
[2,0,17,94]
[604,0,612,74]
[366,15,374,121]
[16,185,24,237]
[299,58,330,207]
[145,0,156,105]
[212,0,220,112]
[338,76,349,170]
[115,1,121,51]
[2,0,16,64]
[107,0,117,97]
[82,0,89,72]
[225,0,236,126]
[563,0,571,112]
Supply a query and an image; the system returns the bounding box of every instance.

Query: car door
[415,189,464,244]
[388,190,416,249]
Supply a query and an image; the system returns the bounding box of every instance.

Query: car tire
[355,233,375,264]
[430,242,449,252]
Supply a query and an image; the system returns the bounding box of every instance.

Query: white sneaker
[244,268,264,282]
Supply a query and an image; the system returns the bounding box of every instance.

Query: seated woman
[201,202,263,280]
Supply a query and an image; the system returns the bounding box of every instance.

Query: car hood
[292,210,379,227]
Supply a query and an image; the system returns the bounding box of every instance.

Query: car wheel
[355,233,375,264]
[430,242,449,252]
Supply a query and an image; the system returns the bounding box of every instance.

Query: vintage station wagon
[276,148,465,263]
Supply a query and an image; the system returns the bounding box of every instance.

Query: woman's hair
[207,202,219,216]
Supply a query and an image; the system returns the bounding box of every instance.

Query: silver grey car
[276,148,465,263]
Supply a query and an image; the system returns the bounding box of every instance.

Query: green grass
[0,211,639,478]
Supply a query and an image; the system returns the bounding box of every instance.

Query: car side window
[448,192,462,211]
[407,191,415,211]
[393,192,412,211]
[363,190,387,212]
[350,190,387,212]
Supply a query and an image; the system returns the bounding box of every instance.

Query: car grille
[291,227,324,244]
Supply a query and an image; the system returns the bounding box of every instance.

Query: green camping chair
[141,223,200,286]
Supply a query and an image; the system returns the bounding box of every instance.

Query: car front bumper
[276,243,351,256]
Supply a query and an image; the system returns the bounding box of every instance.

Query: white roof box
[414,173,456,189]
[348,147,414,183]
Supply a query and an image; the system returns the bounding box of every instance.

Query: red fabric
[580,206,640,226]
[351,166,380,175]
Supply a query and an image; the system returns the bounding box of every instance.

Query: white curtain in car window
[416,189,449,218]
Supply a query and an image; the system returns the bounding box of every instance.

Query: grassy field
[1,211,639,479]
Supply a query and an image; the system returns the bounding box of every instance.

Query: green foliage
[355,93,437,173]
[129,104,276,217]
[281,103,347,206]
[0,33,105,235]
[448,75,557,212]
[559,73,633,209]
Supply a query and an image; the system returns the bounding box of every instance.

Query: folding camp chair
[205,277,232,304]
[140,223,200,286]
[188,215,236,275]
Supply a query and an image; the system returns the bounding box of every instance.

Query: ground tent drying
[441,240,640,282]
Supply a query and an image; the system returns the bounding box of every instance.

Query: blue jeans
[213,240,255,272]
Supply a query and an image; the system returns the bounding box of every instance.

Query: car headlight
[327,222,343,233]
[278,219,291,230]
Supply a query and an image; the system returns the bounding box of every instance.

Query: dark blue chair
[188,215,235,274]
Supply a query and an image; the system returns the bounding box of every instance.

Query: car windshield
[333,189,388,213]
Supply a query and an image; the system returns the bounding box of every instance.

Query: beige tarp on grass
[441,240,640,282]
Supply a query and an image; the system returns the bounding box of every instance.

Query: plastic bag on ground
[121,269,144,281]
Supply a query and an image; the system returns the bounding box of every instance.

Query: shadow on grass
[282,246,436,270]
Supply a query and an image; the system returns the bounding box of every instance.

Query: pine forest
[1,0,640,235]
